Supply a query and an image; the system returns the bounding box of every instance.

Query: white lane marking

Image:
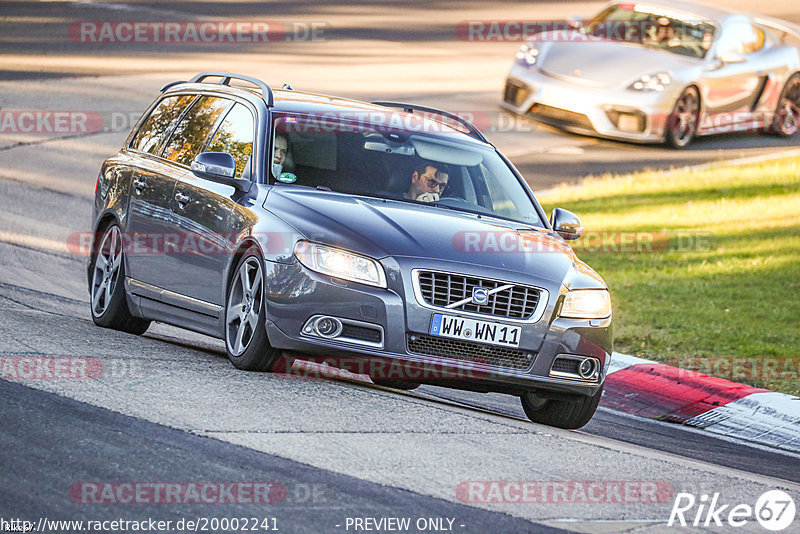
[0,230,71,254]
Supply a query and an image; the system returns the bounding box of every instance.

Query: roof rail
[160,80,187,92]
[371,101,489,143]
[163,72,275,106]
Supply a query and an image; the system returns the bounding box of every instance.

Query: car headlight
[560,289,611,319]
[515,43,540,67]
[628,72,672,92]
[294,241,387,288]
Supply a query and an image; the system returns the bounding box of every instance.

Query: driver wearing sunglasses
[405,161,449,202]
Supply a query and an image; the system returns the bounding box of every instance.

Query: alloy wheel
[226,257,264,356]
[775,75,800,136]
[671,89,699,147]
[91,226,122,318]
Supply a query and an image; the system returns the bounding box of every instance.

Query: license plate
[429,313,521,348]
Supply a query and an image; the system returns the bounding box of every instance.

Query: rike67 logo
[668,490,795,531]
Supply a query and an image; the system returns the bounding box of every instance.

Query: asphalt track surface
[1,1,799,533]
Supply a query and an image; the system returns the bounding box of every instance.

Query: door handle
[175,192,191,208]
[132,178,146,193]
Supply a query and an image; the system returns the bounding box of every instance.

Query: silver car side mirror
[550,208,583,240]
[718,51,747,65]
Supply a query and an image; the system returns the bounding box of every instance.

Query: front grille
[529,104,594,131]
[408,334,533,370]
[340,323,382,344]
[416,271,540,320]
[504,80,530,107]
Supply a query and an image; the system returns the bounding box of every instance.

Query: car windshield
[270,115,545,228]
[587,4,717,58]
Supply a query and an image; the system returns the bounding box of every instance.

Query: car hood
[538,40,699,87]
[265,187,578,283]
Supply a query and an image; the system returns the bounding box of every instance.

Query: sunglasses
[426,177,448,192]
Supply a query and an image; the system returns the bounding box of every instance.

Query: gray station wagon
[89,72,612,428]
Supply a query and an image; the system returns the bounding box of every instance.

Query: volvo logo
[471,287,490,305]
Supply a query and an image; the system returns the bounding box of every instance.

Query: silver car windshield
[587,4,717,58]
[271,115,544,227]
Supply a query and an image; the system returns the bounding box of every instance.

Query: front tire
[769,73,800,137]
[665,87,700,149]
[521,386,603,429]
[89,224,150,335]
[224,249,279,371]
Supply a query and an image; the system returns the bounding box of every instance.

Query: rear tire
[665,87,700,149]
[224,248,279,371]
[521,386,603,429]
[371,378,420,391]
[768,73,800,137]
[89,224,150,335]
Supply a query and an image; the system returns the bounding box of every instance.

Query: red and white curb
[604,352,800,453]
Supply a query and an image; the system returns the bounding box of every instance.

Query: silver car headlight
[559,289,611,319]
[628,72,672,92]
[294,240,387,288]
[515,43,540,67]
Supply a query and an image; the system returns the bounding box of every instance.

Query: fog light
[578,358,597,379]
[315,317,342,338]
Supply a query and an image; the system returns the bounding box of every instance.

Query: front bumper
[263,257,612,397]
[501,63,682,143]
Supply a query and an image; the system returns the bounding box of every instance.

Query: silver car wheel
[776,75,800,136]
[673,89,699,145]
[226,257,264,356]
[91,226,122,318]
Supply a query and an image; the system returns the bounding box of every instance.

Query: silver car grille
[415,271,541,320]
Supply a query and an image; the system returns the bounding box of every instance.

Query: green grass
[537,156,800,396]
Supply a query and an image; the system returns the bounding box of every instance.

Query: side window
[206,104,254,178]
[743,25,765,54]
[717,22,764,56]
[162,96,231,166]
[130,95,194,154]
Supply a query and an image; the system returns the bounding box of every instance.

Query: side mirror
[568,14,584,29]
[717,51,746,65]
[550,208,583,240]
[191,152,251,191]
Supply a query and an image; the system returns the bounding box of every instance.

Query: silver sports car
[501,0,800,147]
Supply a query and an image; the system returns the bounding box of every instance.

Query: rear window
[130,95,195,154]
